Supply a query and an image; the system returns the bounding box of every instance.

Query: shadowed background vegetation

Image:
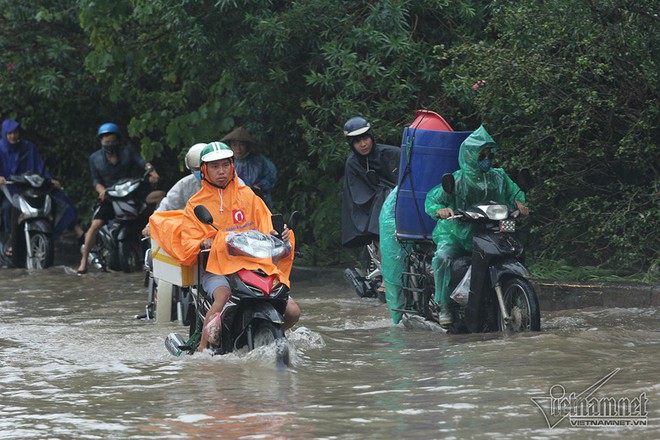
[1,0,657,281]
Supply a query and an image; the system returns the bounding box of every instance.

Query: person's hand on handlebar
[200,237,214,250]
[436,207,455,220]
[0,176,6,185]
[145,164,160,185]
[515,200,529,216]
[271,225,290,242]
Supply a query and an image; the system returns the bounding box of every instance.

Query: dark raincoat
[341,143,400,248]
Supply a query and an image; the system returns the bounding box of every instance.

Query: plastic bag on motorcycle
[225,230,292,264]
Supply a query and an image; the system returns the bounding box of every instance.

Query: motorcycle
[0,172,55,269]
[343,241,385,302]
[138,244,195,326]
[394,169,540,334]
[87,168,155,273]
[343,171,394,303]
[165,206,298,367]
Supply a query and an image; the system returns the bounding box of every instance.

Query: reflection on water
[0,265,657,439]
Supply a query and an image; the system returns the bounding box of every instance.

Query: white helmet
[200,141,234,163]
[185,143,207,171]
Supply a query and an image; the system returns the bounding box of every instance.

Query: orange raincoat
[150,165,294,286]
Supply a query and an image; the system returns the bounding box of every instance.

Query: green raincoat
[379,186,409,324]
[424,126,525,304]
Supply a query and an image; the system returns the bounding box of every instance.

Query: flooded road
[0,265,658,439]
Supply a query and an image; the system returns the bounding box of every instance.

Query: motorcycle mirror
[194,205,215,226]
[288,211,302,230]
[441,173,455,195]
[517,168,533,192]
[366,169,379,186]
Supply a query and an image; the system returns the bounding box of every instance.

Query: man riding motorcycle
[341,116,400,248]
[149,142,300,352]
[77,122,161,274]
[424,126,528,325]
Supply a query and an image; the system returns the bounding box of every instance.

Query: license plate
[500,220,515,232]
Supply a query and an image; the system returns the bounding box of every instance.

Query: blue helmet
[97,122,120,138]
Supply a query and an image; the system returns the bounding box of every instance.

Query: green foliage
[530,259,658,285]
[438,0,659,275]
[0,0,106,221]
[1,0,656,277]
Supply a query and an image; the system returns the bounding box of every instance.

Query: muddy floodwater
[0,265,658,439]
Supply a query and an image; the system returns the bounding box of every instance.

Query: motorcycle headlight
[478,204,508,220]
[107,180,139,198]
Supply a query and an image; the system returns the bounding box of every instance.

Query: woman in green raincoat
[424,126,528,325]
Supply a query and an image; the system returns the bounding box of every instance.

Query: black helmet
[343,116,373,147]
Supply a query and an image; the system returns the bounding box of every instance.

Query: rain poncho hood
[424,126,525,247]
[149,163,294,286]
[0,119,49,178]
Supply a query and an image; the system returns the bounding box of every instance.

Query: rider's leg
[77,218,104,273]
[77,199,113,273]
[197,272,231,351]
[283,298,300,331]
[197,286,231,351]
[1,197,11,234]
[432,241,463,323]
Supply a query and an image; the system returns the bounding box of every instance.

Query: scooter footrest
[391,307,417,314]
[401,286,425,293]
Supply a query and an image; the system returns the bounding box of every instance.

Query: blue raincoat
[0,120,79,239]
[233,154,277,208]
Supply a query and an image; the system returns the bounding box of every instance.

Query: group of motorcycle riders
[0,114,528,347]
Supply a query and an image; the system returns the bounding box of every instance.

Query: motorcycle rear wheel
[252,321,290,367]
[498,278,541,332]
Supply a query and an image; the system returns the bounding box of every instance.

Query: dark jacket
[341,143,400,247]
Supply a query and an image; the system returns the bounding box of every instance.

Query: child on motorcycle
[425,126,528,325]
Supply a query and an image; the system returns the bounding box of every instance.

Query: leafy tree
[77,0,487,263]
[0,1,106,220]
[438,0,659,275]
[2,0,656,277]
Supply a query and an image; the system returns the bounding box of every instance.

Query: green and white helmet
[200,141,234,163]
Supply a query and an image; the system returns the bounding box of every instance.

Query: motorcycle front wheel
[498,278,541,332]
[252,320,290,368]
[118,240,142,273]
[26,232,54,270]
